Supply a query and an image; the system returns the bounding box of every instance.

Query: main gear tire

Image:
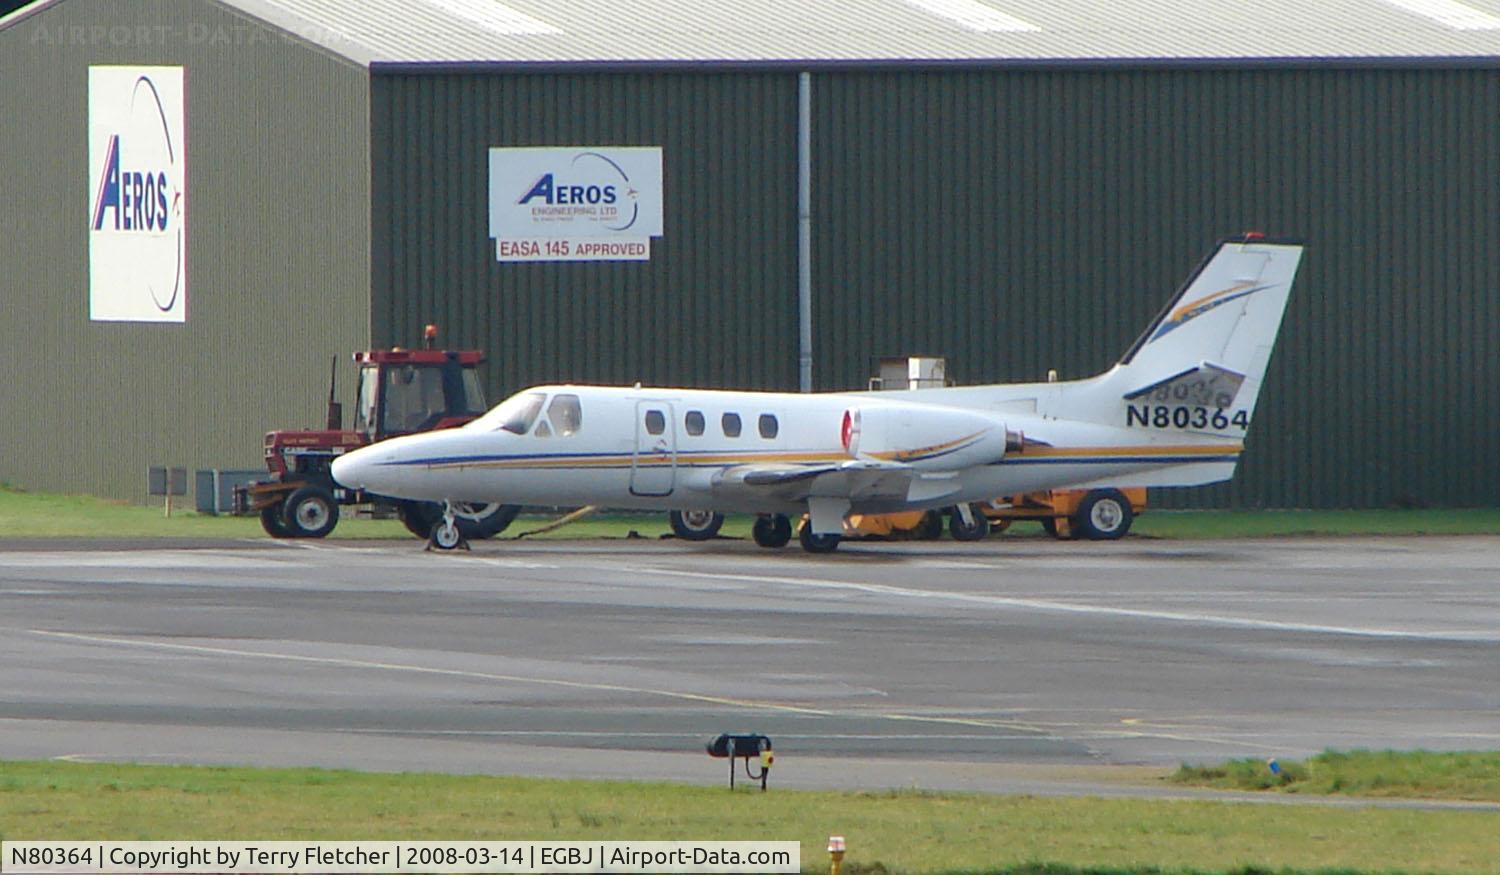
[798,524,841,554]
[669,509,725,541]
[752,514,793,548]
[948,505,991,542]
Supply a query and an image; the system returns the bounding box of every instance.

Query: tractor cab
[352,348,488,441]
[239,328,515,542]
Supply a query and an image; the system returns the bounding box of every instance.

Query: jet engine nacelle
[842,404,1019,470]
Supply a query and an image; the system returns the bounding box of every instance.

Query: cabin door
[630,401,677,496]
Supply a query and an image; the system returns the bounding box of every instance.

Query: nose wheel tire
[1074,489,1134,540]
[752,514,793,548]
[282,486,338,538]
[798,524,841,554]
[669,509,725,541]
[428,519,466,551]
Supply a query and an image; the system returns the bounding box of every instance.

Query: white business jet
[332,235,1304,553]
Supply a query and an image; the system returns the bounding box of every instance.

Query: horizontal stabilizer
[1124,361,1246,409]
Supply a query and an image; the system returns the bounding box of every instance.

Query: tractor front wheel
[283,486,339,538]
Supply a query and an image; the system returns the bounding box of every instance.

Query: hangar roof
[10,0,1500,67]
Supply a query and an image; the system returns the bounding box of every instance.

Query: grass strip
[1130,509,1500,539]
[1,761,1497,874]
[2,485,1498,541]
[1170,750,1500,801]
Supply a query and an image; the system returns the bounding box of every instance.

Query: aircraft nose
[330,444,382,491]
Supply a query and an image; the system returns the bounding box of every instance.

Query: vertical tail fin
[1102,235,1304,434]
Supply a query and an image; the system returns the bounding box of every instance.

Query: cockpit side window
[473,391,546,434]
[547,394,582,436]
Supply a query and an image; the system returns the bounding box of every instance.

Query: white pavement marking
[626,566,1500,642]
[24,629,831,716]
[332,729,1047,741]
[19,629,1289,754]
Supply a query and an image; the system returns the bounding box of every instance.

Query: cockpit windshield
[471,391,546,434]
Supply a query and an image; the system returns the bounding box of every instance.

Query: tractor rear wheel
[400,501,518,540]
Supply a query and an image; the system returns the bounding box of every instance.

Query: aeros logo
[92,132,177,233]
[88,66,187,322]
[515,151,641,232]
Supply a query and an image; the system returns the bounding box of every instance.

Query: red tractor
[236,328,519,541]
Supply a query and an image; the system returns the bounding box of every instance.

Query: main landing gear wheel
[260,503,293,538]
[798,524,841,554]
[752,514,793,549]
[948,504,991,542]
[1074,489,1134,540]
[282,485,338,538]
[669,509,725,541]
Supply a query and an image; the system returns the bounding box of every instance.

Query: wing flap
[714,459,915,502]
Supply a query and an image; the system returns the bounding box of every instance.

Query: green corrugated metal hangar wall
[372,68,1500,509]
[1,0,1494,508]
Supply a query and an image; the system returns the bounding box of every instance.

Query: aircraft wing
[713,459,918,502]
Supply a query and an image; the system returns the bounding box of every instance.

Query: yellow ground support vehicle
[979,487,1147,540]
[843,487,1146,542]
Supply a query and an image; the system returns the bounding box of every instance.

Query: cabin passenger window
[758,413,779,439]
[547,394,582,436]
[644,409,666,436]
[721,412,742,438]
[684,410,705,436]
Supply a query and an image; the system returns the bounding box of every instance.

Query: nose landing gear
[426,501,470,552]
